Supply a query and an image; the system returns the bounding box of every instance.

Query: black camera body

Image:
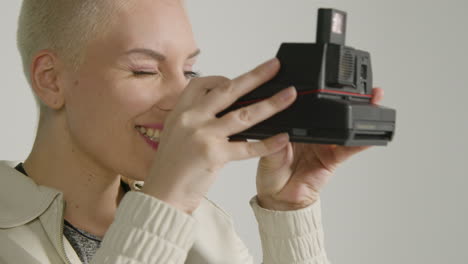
[220,8,396,146]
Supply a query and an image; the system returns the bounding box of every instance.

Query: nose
[154,73,189,111]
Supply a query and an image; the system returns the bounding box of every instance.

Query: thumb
[258,142,292,172]
[257,143,293,194]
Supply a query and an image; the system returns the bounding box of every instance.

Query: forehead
[101,0,196,58]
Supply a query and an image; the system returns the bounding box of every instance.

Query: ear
[30,51,66,110]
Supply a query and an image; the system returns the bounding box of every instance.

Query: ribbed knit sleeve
[250,197,330,264]
[91,191,196,264]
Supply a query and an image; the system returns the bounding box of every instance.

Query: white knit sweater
[0,161,330,263]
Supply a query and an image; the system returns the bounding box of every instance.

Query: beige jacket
[0,161,329,264]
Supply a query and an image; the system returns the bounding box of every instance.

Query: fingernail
[264,58,279,69]
[278,86,296,101]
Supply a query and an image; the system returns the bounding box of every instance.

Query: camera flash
[332,12,344,34]
[317,9,347,45]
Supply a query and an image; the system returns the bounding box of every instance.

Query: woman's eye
[132,70,199,79]
[132,71,157,76]
[184,71,200,79]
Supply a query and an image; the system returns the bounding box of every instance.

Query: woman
[0,0,383,263]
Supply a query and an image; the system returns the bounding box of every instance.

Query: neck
[24,117,125,237]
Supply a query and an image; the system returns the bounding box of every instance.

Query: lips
[135,123,164,151]
[135,125,163,142]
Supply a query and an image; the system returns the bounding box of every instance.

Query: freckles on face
[62,0,199,180]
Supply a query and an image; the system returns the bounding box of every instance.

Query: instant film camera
[220,8,396,146]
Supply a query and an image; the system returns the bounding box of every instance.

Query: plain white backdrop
[1,0,467,263]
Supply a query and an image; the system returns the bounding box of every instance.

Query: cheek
[66,78,114,131]
[66,76,154,130]
[119,83,158,112]
[63,75,160,177]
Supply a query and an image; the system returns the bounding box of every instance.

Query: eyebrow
[124,48,201,61]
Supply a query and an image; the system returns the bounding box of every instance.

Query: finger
[371,87,384,105]
[197,58,281,113]
[180,76,231,105]
[333,145,371,164]
[208,86,297,136]
[227,133,290,161]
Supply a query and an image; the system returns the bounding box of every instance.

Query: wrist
[256,195,318,211]
[141,188,197,215]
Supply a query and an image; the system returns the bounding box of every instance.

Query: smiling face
[61,0,199,181]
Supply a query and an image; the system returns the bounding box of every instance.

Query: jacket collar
[0,160,62,228]
[0,160,83,263]
[0,160,141,229]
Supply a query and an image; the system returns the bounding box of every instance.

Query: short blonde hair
[17,0,126,109]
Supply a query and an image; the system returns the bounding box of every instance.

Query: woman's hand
[256,88,384,211]
[141,58,297,214]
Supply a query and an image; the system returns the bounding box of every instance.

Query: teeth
[153,130,160,138]
[146,128,154,137]
[136,126,161,142]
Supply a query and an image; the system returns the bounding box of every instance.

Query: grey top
[63,221,102,264]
